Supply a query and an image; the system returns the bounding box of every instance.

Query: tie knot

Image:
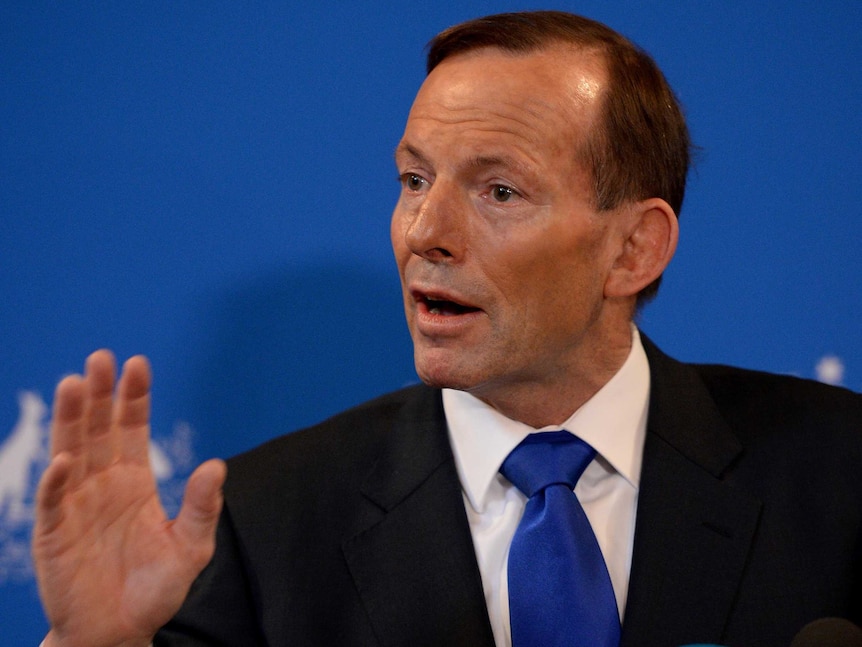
[500,431,596,498]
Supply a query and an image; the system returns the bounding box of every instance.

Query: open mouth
[422,295,481,316]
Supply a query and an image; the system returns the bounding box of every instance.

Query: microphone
[789,617,862,647]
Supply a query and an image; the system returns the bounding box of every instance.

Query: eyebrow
[394,142,427,166]
[466,154,531,174]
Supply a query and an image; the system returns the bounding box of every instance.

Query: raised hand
[32,351,227,647]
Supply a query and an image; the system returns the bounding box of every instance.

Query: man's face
[391,46,633,419]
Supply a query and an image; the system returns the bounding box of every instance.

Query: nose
[401,180,465,262]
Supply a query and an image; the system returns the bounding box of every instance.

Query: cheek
[389,208,400,250]
[510,246,603,320]
[390,210,409,268]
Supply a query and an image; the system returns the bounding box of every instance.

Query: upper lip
[409,284,481,311]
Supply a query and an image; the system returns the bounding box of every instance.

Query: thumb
[172,459,227,564]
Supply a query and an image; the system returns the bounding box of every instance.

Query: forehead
[401,45,606,166]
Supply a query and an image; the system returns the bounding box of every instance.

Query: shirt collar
[444,327,650,513]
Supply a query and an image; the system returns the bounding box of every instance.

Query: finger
[82,350,118,474]
[50,375,86,487]
[34,452,74,535]
[50,375,85,458]
[172,459,227,567]
[115,355,153,467]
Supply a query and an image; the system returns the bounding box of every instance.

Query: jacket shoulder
[692,362,862,431]
[222,383,441,502]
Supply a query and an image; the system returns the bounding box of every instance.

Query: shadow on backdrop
[176,261,416,458]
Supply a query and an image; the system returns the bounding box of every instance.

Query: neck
[470,323,634,428]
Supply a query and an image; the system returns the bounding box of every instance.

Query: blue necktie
[500,431,621,647]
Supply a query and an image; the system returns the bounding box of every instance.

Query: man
[32,11,862,647]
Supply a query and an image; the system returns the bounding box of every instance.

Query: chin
[414,358,479,392]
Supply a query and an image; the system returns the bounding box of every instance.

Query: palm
[32,351,225,647]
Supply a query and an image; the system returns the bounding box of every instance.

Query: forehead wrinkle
[411,94,558,133]
[403,111,554,173]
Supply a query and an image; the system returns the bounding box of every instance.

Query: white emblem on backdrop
[0,391,197,584]
[815,355,845,387]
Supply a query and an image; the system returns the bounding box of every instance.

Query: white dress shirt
[443,328,650,647]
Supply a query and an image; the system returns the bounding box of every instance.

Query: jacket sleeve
[154,503,266,646]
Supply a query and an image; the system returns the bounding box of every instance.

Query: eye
[491,185,516,203]
[400,173,428,192]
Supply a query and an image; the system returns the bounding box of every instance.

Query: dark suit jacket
[156,338,862,646]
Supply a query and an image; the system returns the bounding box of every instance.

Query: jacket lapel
[621,338,762,646]
[341,386,496,647]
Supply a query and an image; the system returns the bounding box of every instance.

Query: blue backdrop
[2,1,859,642]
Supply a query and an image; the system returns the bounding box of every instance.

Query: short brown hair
[427,11,691,304]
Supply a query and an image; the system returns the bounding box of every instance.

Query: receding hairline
[425,10,630,74]
[427,38,610,87]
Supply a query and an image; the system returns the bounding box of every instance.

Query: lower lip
[415,306,485,336]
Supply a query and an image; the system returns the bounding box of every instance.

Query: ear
[604,198,678,299]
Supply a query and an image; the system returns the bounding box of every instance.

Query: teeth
[429,307,441,315]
